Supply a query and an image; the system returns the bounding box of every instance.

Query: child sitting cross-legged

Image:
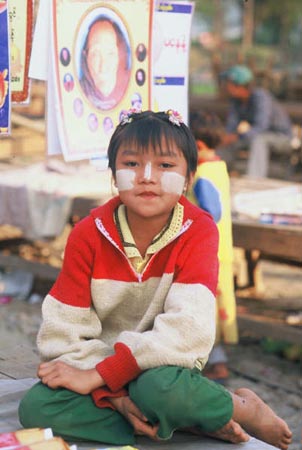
[19,109,292,450]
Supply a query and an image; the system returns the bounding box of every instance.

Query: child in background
[188,110,238,383]
[19,110,291,450]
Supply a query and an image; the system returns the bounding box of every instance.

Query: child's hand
[38,360,104,394]
[110,396,159,440]
[237,120,251,135]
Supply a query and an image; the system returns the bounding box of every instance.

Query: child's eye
[160,162,174,169]
[125,161,138,167]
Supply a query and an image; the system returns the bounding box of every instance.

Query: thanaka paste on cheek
[116,169,136,191]
[161,172,186,195]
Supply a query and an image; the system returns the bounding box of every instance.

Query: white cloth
[0,162,114,239]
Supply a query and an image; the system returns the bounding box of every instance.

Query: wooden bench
[231,177,302,344]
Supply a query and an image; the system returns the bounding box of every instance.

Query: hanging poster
[28,0,58,154]
[9,0,34,104]
[0,0,10,135]
[152,1,194,123]
[28,0,49,82]
[51,0,152,161]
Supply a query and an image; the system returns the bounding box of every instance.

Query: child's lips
[138,191,158,198]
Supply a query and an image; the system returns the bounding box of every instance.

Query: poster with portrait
[51,0,152,161]
[9,0,34,104]
[152,1,194,124]
[0,0,10,136]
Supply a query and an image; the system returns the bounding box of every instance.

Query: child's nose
[143,162,152,180]
[137,162,156,183]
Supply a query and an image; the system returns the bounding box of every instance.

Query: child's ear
[183,172,194,195]
[111,175,117,188]
[187,172,195,189]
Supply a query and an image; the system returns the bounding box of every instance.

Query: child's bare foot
[206,419,249,444]
[233,388,292,450]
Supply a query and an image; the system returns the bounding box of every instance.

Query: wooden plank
[232,221,302,262]
[237,314,302,344]
[228,366,301,396]
[237,295,302,312]
[0,373,13,380]
[0,344,39,380]
[0,252,59,281]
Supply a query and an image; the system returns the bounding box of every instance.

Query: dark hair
[107,110,198,176]
[189,110,224,149]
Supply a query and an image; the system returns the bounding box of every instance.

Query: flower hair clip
[166,109,183,126]
[120,107,142,126]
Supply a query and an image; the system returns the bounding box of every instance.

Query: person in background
[217,65,293,178]
[19,110,292,450]
[188,110,238,384]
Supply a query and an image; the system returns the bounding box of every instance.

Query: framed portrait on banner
[51,0,152,161]
[9,0,34,104]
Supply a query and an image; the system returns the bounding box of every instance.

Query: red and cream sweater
[37,195,219,404]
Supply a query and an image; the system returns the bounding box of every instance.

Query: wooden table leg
[245,249,261,288]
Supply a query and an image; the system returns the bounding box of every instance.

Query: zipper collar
[94,216,193,282]
[95,216,193,253]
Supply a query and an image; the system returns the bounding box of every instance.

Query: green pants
[18,366,233,445]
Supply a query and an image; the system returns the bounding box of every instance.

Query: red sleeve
[50,217,95,307]
[96,343,141,392]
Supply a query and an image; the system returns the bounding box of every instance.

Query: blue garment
[226,87,292,141]
[193,178,222,223]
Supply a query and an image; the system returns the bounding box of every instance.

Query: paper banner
[28,0,49,81]
[152,1,194,124]
[29,0,193,162]
[0,0,10,136]
[9,0,34,104]
[51,0,152,161]
[28,0,58,155]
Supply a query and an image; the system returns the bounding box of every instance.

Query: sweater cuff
[96,342,141,391]
[92,386,128,409]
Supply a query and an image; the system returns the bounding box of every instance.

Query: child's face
[114,144,192,220]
